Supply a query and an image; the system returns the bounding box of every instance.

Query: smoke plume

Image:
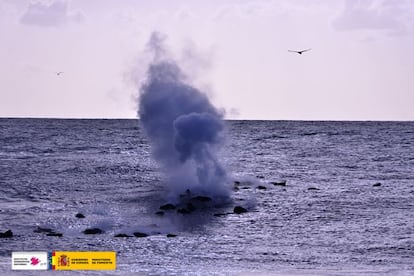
[138,32,229,202]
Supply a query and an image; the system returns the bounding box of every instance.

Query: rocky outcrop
[46,232,63,237]
[34,227,62,237]
[114,233,132,237]
[83,228,104,235]
[75,213,85,218]
[0,230,13,238]
[133,232,148,238]
[177,208,191,214]
[233,206,248,214]
[271,181,287,186]
[214,213,230,217]
[186,203,196,212]
[190,196,212,202]
[34,227,53,233]
[159,203,176,210]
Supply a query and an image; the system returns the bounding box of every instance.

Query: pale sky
[1,0,413,120]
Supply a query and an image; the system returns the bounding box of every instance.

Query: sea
[0,119,413,275]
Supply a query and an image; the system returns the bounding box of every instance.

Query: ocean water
[0,119,413,275]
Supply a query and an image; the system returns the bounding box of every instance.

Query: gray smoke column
[138,33,230,201]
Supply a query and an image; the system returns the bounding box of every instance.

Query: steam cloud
[138,33,229,202]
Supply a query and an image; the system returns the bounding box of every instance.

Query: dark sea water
[0,119,413,275]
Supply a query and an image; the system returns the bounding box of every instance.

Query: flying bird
[56,71,64,76]
[288,49,312,55]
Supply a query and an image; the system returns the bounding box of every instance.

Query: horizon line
[0,116,413,122]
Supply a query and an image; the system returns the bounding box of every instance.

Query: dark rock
[46,232,63,237]
[75,213,85,218]
[34,227,53,233]
[34,227,62,237]
[233,206,248,214]
[191,196,212,202]
[177,208,191,214]
[179,189,192,200]
[83,228,104,235]
[308,187,319,191]
[133,232,148,238]
[373,183,382,187]
[166,233,177,238]
[114,233,132,238]
[155,211,165,216]
[0,230,13,238]
[256,175,265,179]
[257,185,267,190]
[159,203,176,210]
[214,213,228,217]
[271,181,287,186]
[187,203,196,212]
[234,181,241,185]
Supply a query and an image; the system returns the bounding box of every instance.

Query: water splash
[138,32,230,203]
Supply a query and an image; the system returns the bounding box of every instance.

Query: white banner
[11,252,49,270]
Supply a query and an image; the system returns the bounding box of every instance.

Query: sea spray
[138,33,230,203]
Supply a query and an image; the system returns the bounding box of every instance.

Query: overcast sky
[1,0,413,120]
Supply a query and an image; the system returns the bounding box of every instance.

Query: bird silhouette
[56,71,64,76]
[288,49,311,55]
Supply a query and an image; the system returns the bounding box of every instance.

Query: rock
[166,233,177,238]
[271,181,287,186]
[114,233,132,238]
[133,232,148,238]
[191,195,212,202]
[308,187,319,191]
[177,202,196,215]
[233,206,248,214]
[155,211,165,216]
[179,189,192,198]
[83,228,104,235]
[46,232,63,237]
[159,203,176,210]
[75,213,85,218]
[34,227,53,233]
[34,227,62,236]
[234,181,241,185]
[373,182,382,187]
[214,213,228,217]
[0,230,13,238]
[177,208,191,214]
[256,175,265,179]
[257,185,267,190]
[187,203,196,212]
